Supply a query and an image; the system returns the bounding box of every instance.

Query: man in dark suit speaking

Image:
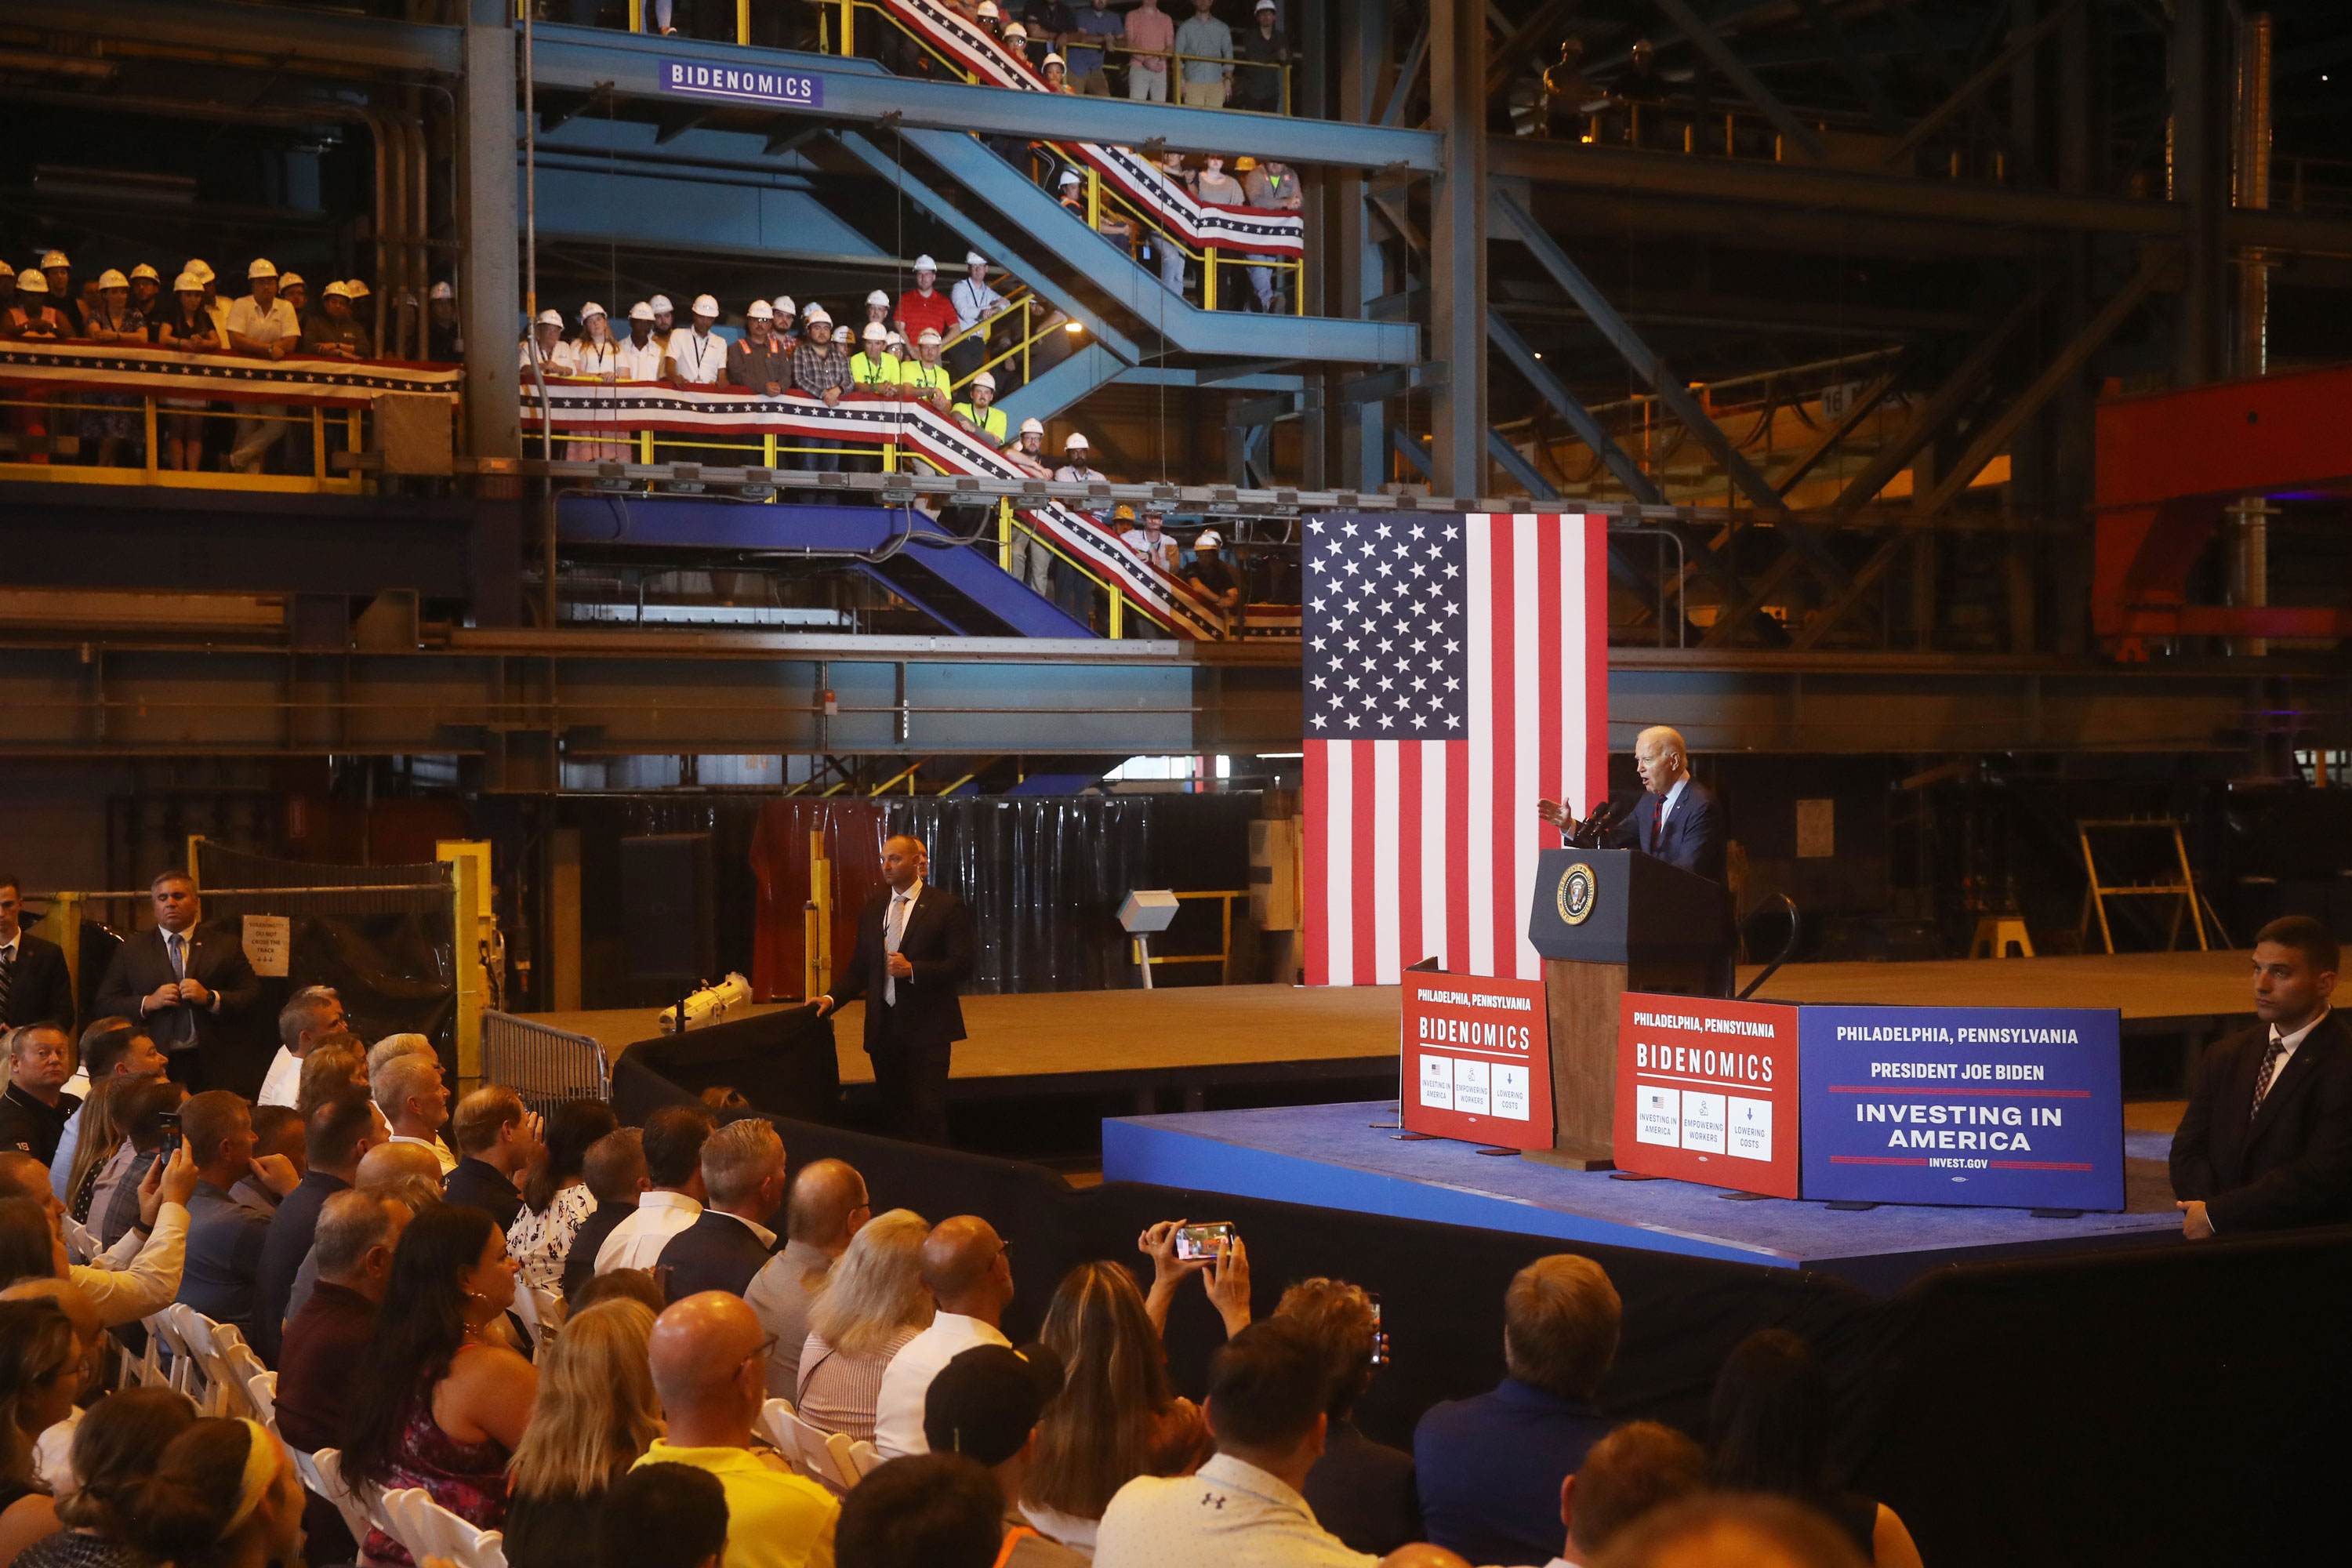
[815,836,975,1147]
[2172,915,2350,1237]
[0,877,77,1036]
[1537,724,1726,885]
[93,871,260,1094]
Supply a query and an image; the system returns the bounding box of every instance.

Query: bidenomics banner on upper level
[1799,1004,2126,1211]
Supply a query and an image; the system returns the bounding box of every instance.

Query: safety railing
[1083,169,1305,315]
[482,1010,612,1116]
[0,390,372,494]
[946,296,1079,395]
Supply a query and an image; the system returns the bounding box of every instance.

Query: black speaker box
[619,833,716,983]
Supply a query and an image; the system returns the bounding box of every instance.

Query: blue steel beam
[903,128,1419,365]
[527,26,1442,172]
[995,344,1127,429]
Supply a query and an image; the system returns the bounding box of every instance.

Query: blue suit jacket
[1413,1377,1613,1565]
[1608,777,1726,884]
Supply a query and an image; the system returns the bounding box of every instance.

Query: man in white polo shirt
[224,258,301,473]
[873,1214,1015,1457]
[617,301,666,382]
[596,1103,714,1273]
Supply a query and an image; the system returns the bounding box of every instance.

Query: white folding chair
[761,1399,854,1492]
[833,1435,882,1487]
[296,1447,379,1554]
[145,1308,205,1407]
[510,1283,564,1352]
[245,1370,278,1433]
[376,1486,508,1568]
[172,1306,255,1417]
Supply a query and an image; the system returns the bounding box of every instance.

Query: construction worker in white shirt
[661,294,728,389]
[1005,417,1057,594]
[898,326,953,412]
[952,370,1009,447]
[520,309,570,375]
[848,321,898,391]
[616,302,666,381]
[949,250,1010,381]
[225,258,303,473]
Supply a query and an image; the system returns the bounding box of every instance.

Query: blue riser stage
[1102,1102,2183,1295]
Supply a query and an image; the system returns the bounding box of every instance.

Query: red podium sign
[1402,971,1555,1149]
[1613,993,1802,1197]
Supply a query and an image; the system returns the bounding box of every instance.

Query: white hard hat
[1255,0,1275,9]
[628,299,655,321]
[866,289,889,307]
[536,309,564,328]
[580,300,607,320]
[833,325,853,343]
[247,257,278,279]
[1020,418,1045,436]
[324,281,353,299]
[186,260,215,284]
[746,298,773,320]
[430,280,454,300]
[648,294,673,314]
[805,304,833,325]
[773,295,797,315]
[977,0,999,14]
[885,330,907,348]
[690,293,720,317]
[344,278,371,297]
[282,273,308,292]
[1044,52,1065,68]
[862,321,887,341]
[916,326,941,344]
[172,271,203,292]
[39,250,68,270]
[1195,530,1223,549]
[16,271,49,294]
[1003,20,1027,38]
[971,370,996,390]
[96,269,128,290]
[965,250,988,267]
[913,254,938,273]
[1065,431,1088,448]
[1058,169,1081,187]
[130,263,160,282]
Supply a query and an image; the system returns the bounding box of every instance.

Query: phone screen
[1368,1292,1389,1366]
[1173,1221,1235,1262]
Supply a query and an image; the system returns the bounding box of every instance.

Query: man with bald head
[1537,726,1724,886]
[637,1291,840,1568]
[745,1156,867,1396]
[814,834,975,1146]
[873,1214,1015,1458]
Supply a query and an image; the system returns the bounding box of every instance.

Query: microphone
[1569,799,1613,847]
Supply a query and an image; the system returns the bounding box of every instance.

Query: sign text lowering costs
[1401,971,1554,1149]
[1613,993,1802,1198]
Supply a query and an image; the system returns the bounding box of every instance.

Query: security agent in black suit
[1537,725,1726,886]
[2172,916,2352,1237]
[815,836,975,1147]
[658,1116,786,1298]
[93,872,261,1094]
[0,879,76,1036]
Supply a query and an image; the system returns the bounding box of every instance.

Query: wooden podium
[1524,848,1732,1169]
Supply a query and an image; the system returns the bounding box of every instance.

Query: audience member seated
[0,1200,60,1287]
[281,1137,443,1324]
[341,1203,537,1566]
[372,1044,456,1174]
[1541,1420,1706,1568]
[1414,1254,1620,1565]
[2170,914,2350,1236]
[564,1129,648,1302]
[599,1462,729,1568]
[1095,1318,1392,1568]
[875,1215,1016,1458]
[0,1147,195,1329]
[1708,1330,1920,1568]
[570,1267,666,1319]
[597,1106,714,1274]
[227,1106,303,1214]
[276,1190,410,1452]
[15,1385,195,1568]
[504,1299,662,1568]
[839,1452,1004,1568]
[657,1118,784,1300]
[252,1083,377,1367]
[172,1092,298,1335]
[1596,1493,1868,1568]
[0,1298,75,1567]
[293,1040,368,1120]
[91,1083,186,1254]
[118,1417,307,1568]
[797,1207,932,1442]
[0,1279,99,1496]
[1274,1277,1418,1555]
[1021,1260,1211,1555]
[637,1292,840,1568]
[509,1098,618,1292]
[1136,1216,1251,1337]
[442,1086,542,1231]
[922,1343,1084,1567]
[746,1158,868,1397]
[51,1020,166,1216]
[0,1029,79,1167]
[256,988,345,1111]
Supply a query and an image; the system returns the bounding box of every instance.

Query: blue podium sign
[1798,1005,2125,1211]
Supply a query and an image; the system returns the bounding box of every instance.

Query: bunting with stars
[1302,512,1609,985]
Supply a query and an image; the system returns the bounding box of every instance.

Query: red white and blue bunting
[0,341,463,407]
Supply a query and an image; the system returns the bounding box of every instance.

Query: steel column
[462,0,520,463]
[1426,0,1486,497]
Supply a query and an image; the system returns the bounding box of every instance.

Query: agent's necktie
[884,895,909,1007]
[2249,1032,2290,1120]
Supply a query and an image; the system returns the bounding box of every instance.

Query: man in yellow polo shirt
[639,1292,838,1568]
[898,325,953,412]
[953,370,1009,448]
[848,321,898,392]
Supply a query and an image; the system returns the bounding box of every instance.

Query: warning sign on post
[1400,970,1555,1149]
[241,914,291,978]
[1613,993,1802,1198]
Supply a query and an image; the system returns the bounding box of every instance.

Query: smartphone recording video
[1173,1221,1236,1262]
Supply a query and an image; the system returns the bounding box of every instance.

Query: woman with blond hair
[795,1207,931,1441]
[1019,1261,1214,1555]
[503,1298,663,1568]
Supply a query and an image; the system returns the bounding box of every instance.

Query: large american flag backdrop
[1303,512,1609,986]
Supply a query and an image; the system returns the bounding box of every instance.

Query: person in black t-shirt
[1185,529,1245,636]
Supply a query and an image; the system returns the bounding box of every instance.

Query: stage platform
[1102,1101,2187,1295]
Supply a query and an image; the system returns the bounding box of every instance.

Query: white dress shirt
[951,276,1007,332]
[1093,1453,1376,1568]
[666,326,728,386]
[884,879,924,1007]
[2261,1004,2332,1084]
[595,1188,704,1273]
[872,1309,1011,1458]
[224,295,300,349]
[256,1047,304,1109]
[390,1131,458,1174]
